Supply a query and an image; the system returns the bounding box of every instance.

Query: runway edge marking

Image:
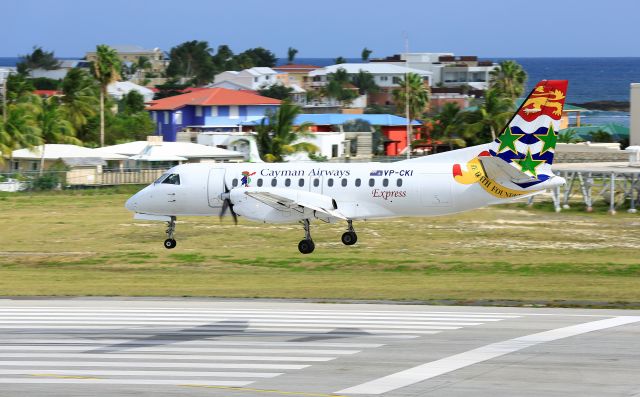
[338,316,640,395]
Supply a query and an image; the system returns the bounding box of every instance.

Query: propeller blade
[229,200,238,225]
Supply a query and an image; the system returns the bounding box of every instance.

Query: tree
[60,68,99,132]
[120,90,146,114]
[105,111,155,144]
[558,129,582,143]
[392,73,430,152]
[92,44,121,147]
[258,84,294,100]
[325,68,358,105]
[17,46,59,74]
[240,47,277,67]
[6,74,35,103]
[351,70,379,95]
[0,96,41,162]
[489,60,527,100]
[361,47,372,62]
[335,56,347,64]
[287,47,298,64]
[430,102,467,151]
[255,101,318,162]
[166,40,215,85]
[464,88,514,142]
[33,96,79,173]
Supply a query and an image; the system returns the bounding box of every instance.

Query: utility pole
[404,34,411,160]
[0,69,8,124]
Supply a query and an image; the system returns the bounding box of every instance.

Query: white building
[631,83,640,146]
[212,67,280,90]
[372,53,497,90]
[107,81,155,102]
[308,63,432,89]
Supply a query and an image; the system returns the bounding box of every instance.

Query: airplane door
[419,174,452,207]
[309,175,323,194]
[207,168,226,207]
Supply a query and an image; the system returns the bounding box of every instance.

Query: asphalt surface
[0,298,638,397]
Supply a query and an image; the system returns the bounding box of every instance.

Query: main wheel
[298,239,315,254]
[164,238,177,249]
[341,231,357,246]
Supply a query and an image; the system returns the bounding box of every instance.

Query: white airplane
[126,80,568,254]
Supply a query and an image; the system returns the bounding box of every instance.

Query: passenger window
[162,174,180,185]
[341,178,347,187]
[397,178,403,187]
[355,178,361,187]
[257,178,263,187]
[327,178,334,187]
[299,178,305,187]
[232,178,238,187]
[383,178,389,187]
[285,178,291,187]
[369,178,375,187]
[271,178,277,187]
[313,178,319,187]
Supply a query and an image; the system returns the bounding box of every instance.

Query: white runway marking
[0,353,337,362]
[0,339,384,348]
[338,316,640,395]
[0,378,253,386]
[0,369,282,378]
[0,346,360,355]
[0,361,309,370]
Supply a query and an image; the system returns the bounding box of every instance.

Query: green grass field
[1,187,639,307]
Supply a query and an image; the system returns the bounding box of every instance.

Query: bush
[32,173,61,191]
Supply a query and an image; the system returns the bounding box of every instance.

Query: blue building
[146,88,281,142]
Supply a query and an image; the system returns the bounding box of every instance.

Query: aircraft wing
[244,190,347,220]
[479,156,540,184]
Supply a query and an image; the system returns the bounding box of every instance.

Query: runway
[0,299,638,396]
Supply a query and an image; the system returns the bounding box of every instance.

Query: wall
[382,126,409,156]
[631,83,640,146]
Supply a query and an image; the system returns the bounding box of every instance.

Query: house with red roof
[146,88,281,142]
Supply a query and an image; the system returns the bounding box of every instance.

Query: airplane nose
[125,194,137,211]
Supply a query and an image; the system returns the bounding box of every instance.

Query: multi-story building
[146,88,281,142]
[307,63,432,107]
[272,64,322,89]
[212,67,280,91]
[372,52,497,90]
[85,45,166,74]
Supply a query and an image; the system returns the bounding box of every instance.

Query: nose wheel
[164,216,177,249]
[298,219,315,254]
[341,220,357,246]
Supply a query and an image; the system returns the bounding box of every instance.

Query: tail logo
[453,154,531,199]
[520,86,566,120]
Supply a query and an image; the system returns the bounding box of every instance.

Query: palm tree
[361,47,372,62]
[352,70,379,95]
[334,56,347,64]
[392,73,429,145]
[0,97,41,162]
[92,45,121,147]
[465,88,514,142]
[34,96,79,173]
[287,47,298,64]
[254,101,318,162]
[60,69,99,132]
[489,60,527,100]
[430,103,467,152]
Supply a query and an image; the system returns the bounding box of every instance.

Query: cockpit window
[162,173,180,185]
[154,173,169,184]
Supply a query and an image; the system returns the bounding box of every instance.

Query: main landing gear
[341,220,358,246]
[164,216,177,249]
[297,219,359,254]
[298,219,315,254]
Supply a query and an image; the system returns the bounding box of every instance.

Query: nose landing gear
[341,219,357,246]
[164,216,177,249]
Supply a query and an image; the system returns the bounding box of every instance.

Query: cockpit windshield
[154,173,180,185]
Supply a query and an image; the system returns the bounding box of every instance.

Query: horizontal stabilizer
[479,156,539,185]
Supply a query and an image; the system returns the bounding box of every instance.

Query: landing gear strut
[298,219,315,254]
[341,220,357,246]
[164,216,177,249]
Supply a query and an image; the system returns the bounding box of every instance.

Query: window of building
[162,174,180,185]
[383,178,389,187]
[174,111,182,125]
[254,77,258,83]
[285,178,291,187]
[164,111,169,124]
[265,75,270,80]
[232,178,238,187]
[369,178,375,187]
[257,178,263,187]
[332,144,338,158]
[341,178,347,187]
[392,76,401,85]
[12,161,19,171]
[313,178,319,187]
[151,112,157,122]
[229,105,239,119]
[298,178,305,187]
[211,106,218,117]
[271,178,277,187]
[327,178,334,187]
[397,178,403,187]
[195,106,202,117]
[380,76,389,81]
[355,178,361,187]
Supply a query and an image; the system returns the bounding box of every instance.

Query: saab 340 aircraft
[126,80,568,254]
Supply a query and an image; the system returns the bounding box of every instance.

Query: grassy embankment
[1,187,639,307]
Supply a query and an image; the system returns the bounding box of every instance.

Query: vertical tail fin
[488,80,568,187]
